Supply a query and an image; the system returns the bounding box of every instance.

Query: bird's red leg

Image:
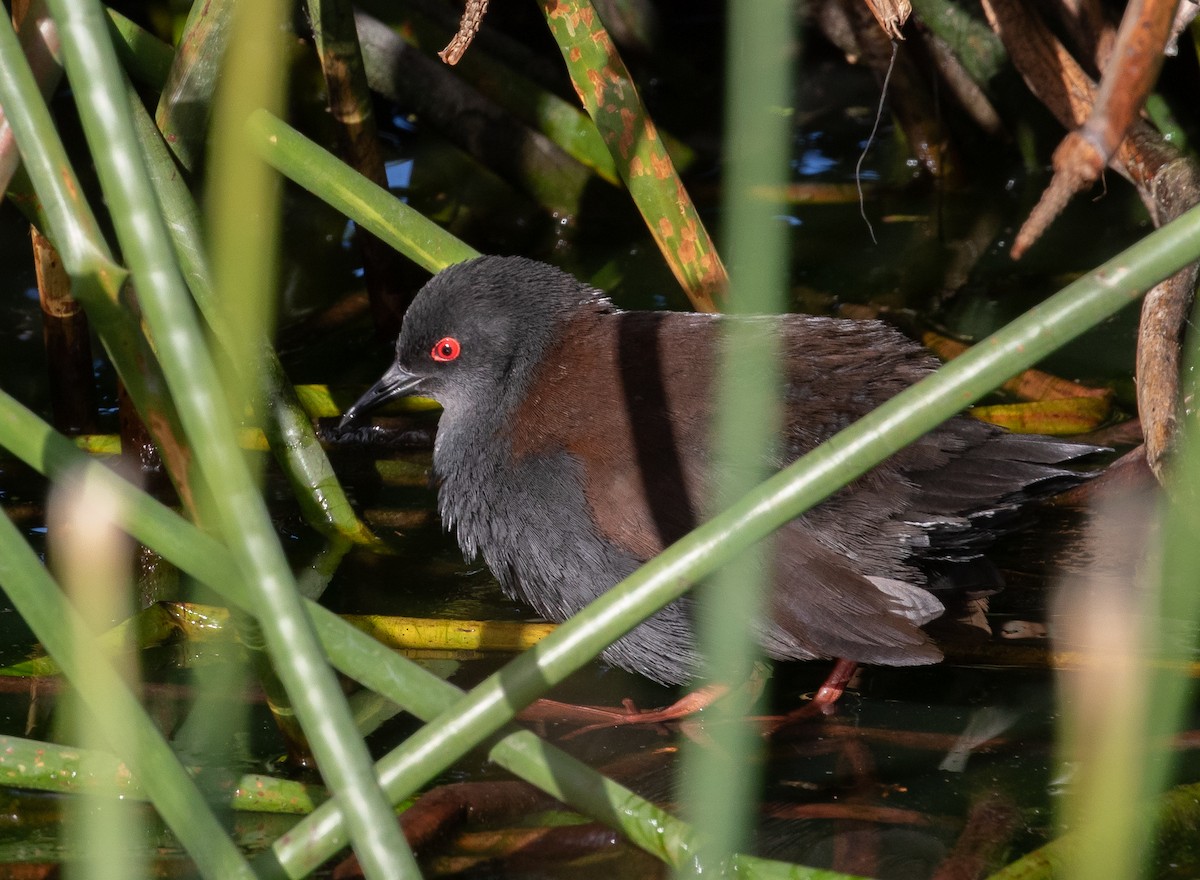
[521,660,856,735]
[768,658,859,732]
[519,665,775,736]
[812,658,858,708]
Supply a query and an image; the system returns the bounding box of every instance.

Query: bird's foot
[765,658,858,735]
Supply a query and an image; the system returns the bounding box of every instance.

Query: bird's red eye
[431,337,461,362]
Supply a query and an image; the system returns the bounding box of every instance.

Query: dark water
[0,2,1182,877]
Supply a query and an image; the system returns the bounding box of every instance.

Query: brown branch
[863,0,912,39]
[439,0,490,65]
[930,790,1023,880]
[31,226,97,435]
[1011,0,1177,258]
[309,0,410,338]
[982,0,1200,481]
[841,0,962,181]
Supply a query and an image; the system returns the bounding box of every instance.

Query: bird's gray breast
[433,427,700,684]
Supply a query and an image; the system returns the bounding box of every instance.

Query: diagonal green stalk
[0,12,205,513]
[247,109,480,272]
[154,0,234,171]
[105,7,174,88]
[44,1,415,877]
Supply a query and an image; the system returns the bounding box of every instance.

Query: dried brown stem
[864,0,912,39]
[309,0,409,338]
[439,0,490,65]
[31,226,97,435]
[982,0,1200,481]
[930,790,1023,880]
[1011,0,1177,258]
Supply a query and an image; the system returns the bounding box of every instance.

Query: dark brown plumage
[342,255,1095,685]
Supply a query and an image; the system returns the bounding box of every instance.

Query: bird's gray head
[340,256,612,426]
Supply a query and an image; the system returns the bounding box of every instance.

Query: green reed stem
[154,0,234,171]
[247,108,480,271]
[46,1,415,876]
[0,11,203,511]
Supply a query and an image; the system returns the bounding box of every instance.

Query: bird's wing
[761,522,943,666]
[508,310,717,561]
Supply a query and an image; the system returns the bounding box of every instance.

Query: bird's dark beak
[339,362,423,429]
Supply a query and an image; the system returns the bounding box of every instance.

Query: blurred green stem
[677,1,791,874]
[47,0,417,875]
[55,469,145,880]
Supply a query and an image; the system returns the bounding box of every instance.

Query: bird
[340,255,1095,706]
